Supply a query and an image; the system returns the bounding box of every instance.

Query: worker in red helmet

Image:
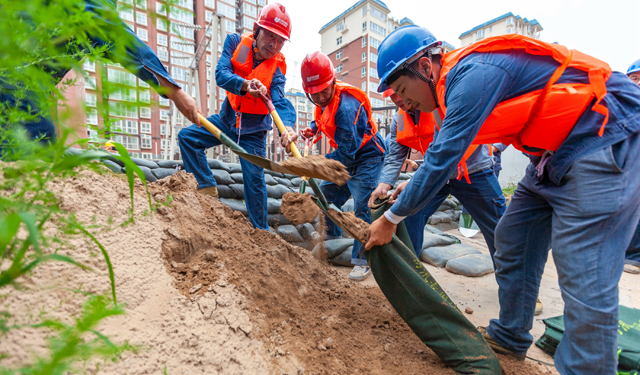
[285,51,387,281]
[179,3,296,231]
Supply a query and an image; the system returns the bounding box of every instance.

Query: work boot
[348,266,371,281]
[198,186,219,199]
[477,326,526,361]
[624,263,640,274]
[535,297,543,316]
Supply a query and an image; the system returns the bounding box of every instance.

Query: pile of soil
[280,156,350,186]
[281,192,320,225]
[0,169,556,375]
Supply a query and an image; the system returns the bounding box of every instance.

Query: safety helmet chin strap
[401,49,440,109]
[306,79,336,108]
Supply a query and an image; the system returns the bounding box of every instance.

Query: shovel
[196,113,338,190]
[253,90,329,208]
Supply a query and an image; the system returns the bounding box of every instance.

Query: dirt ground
[3,169,632,374]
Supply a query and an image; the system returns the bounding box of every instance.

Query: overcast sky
[276,0,640,91]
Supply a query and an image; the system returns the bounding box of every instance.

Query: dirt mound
[281,192,320,225]
[1,169,556,375]
[280,156,351,186]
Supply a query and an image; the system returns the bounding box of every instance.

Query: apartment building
[77,0,268,162]
[459,12,542,47]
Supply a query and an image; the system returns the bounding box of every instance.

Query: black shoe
[477,326,526,361]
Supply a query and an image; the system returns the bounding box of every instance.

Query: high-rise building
[458,12,543,47]
[73,0,269,161]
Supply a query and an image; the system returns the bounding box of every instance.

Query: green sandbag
[366,201,502,374]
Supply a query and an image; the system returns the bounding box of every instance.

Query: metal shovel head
[233,150,345,185]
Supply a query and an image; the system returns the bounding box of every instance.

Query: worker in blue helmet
[627,59,640,85]
[365,25,640,375]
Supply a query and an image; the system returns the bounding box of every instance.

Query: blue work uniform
[385,50,640,374]
[0,0,179,142]
[491,143,508,178]
[311,91,386,266]
[379,110,505,257]
[178,33,295,231]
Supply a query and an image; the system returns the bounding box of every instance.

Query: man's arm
[378,113,412,186]
[215,34,245,96]
[386,62,514,223]
[331,97,366,164]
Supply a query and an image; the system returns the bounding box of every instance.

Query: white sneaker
[349,266,371,281]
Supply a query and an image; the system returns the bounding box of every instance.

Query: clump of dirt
[280,155,350,186]
[281,192,320,225]
[326,208,369,244]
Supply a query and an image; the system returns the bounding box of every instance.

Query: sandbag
[267,184,290,199]
[156,160,184,169]
[227,163,242,173]
[134,165,157,182]
[291,177,301,187]
[342,199,354,213]
[219,198,248,216]
[265,170,285,178]
[100,153,124,167]
[429,211,452,224]
[420,243,482,268]
[211,169,235,185]
[422,231,458,250]
[230,173,244,184]
[398,173,411,181]
[264,174,278,186]
[130,157,159,169]
[229,184,245,200]
[216,185,237,199]
[275,177,293,187]
[268,226,277,235]
[267,214,290,226]
[100,159,123,173]
[425,224,445,235]
[365,202,502,374]
[267,198,281,214]
[296,223,316,241]
[324,238,355,258]
[328,246,353,266]
[445,254,495,277]
[207,159,230,172]
[152,168,177,180]
[277,225,304,243]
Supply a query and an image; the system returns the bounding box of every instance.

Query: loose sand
[281,192,320,225]
[0,169,554,375]
[280,156,350,186]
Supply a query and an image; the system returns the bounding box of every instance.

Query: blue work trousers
[178,115,268,230]
[625,223,640,267]
[0,90,57,144]
[321,157,383,266]
[404,168,506,258]
[487,143,640,375]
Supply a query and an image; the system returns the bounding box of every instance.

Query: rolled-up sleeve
[379,113,411,186]
[215,34,245,95]
[389,62,513,219]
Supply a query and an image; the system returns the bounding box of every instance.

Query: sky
[275,0,640,92]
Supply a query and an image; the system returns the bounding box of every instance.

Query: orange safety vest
[313,81,385,153]
[397,109,479,183]
[227,33,287,126]
[437,34,612,158]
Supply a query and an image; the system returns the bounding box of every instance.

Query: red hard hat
[301,52,335,94]
[255,3,292,41]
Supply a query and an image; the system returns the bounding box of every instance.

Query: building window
[369,36,380,49]
[297,105,305,111]
[157,34,168,46]
[87,109,98,125]
[225,19,236,33]
[257,0,266,5]
[205,11,213,22]
[157,19,168,32]
[368,81,378,93]
[218,3,235,19]
[136,11,147,25]
[136,28,148,41]
[141,134,152,149]
[160,124,168,135]
[362,4,367,16]
[86,76,97,90]
[140,90,150,103]
[172,67,187,81]
[108,68,136,86]
[119,7,134,22]
[369,67,378,79]
[205,0,214,7]
[158,46,168,61]
[156,2,166,15]
[506,17,513,26]
[307,113,312,119]
[336,21,345,33]
[85,94,97,107]
[138,78,150,88]
[489,26,493,32]
[160,109,169,120]
[83,60,95,72]
[370,52,377,63]
[243,3,257,17]
[142,152,152,159]
[476,29,484,39]
[136,0,146,9]
[361,81,366,90]
[362,22,367,32]
[369,22,386,37]
[114,135,139,150]
[336,36,342,45]
[361,52,366,62]
[113,119,138,134]
[298,120,305,126]
[242,16,254,30]
[140,122,151,134]
[361,68,366,78]
[336,50,342,59]
[361,36,367,47]
[336,64,342,73]
[370,6,386,22]
[159,97,170,106]
[506,27,514,34]
[140,107,151,119]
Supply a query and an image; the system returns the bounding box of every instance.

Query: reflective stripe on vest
[227,33,287,125]
[312,81,385,153]
[437,34,612,157]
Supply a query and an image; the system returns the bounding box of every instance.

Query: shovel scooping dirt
[279,155,350,186]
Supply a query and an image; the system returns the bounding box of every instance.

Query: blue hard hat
[627,59,640,75]
[377,25,440,93]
